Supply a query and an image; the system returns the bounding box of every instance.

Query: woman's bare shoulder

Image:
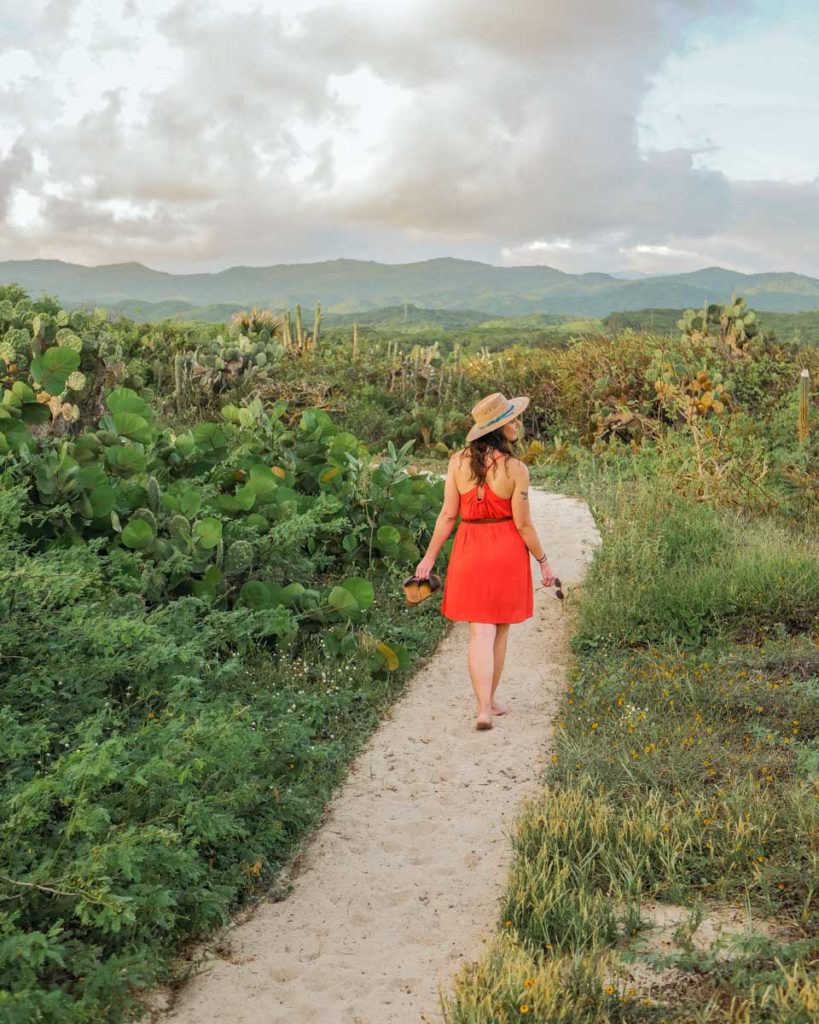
[505,457,529,481]
[447,449,467,479]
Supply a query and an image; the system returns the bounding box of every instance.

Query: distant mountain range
[3,257,819,317]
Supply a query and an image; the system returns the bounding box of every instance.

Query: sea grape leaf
[122,519,155,550]
[194,517,222,549]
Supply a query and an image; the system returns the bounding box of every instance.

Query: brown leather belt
[461,516,514,524]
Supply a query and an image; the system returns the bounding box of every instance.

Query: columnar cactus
[312,301,321,353]
[174,353,185,413]
[798,368,810,443]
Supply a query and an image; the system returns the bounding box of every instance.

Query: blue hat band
[479,403,516,429]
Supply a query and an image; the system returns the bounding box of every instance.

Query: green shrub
[0,409,447,1019]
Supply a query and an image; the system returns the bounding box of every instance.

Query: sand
[157,488,601,1024]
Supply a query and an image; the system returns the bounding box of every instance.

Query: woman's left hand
[414,555,435,580]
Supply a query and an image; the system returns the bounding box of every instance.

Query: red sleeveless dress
[440,453,533,624]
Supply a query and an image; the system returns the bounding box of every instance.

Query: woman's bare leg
[468,622,496,727]
[491,623,511,714]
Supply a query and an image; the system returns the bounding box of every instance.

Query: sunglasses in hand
[535,576,564,600]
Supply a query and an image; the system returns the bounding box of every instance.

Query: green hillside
[5,257,819,316]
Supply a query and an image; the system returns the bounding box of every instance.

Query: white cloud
[0,0,817,277]
[6,189,44,230]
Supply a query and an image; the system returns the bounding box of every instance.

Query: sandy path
[159,488,601,1024]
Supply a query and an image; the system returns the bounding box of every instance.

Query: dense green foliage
[0,284,453,1022]
[1,277,817,1022]
[0,489,446,1022]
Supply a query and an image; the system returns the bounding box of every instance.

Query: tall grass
[574,477,819,649]
[440,471,819,1023]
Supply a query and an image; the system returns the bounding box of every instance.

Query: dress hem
[441,613,533,624]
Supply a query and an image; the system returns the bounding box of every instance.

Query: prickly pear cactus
[56,329,83,353]
[147,476,161,515]
[0,296,107,437]
[168,515,192,544]
[224,540,253,576]
[132,507,158,533]
[679,294,765,361]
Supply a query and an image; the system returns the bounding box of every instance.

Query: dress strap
[475,451,503,502]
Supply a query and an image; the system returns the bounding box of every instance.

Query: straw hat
[466,391,530,443]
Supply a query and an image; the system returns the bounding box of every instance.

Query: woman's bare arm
[419,454,461,563]
[510,461,547,562]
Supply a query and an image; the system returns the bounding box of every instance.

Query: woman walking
[413,392,555,731]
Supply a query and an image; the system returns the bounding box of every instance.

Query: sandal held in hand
[402,573,442,606]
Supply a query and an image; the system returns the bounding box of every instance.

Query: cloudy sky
[1,0,818,275]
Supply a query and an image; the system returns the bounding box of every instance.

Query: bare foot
[475,708,493,730]
[491,701,510,715]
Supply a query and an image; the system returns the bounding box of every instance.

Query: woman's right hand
[415,554,436,580]
[539,559,554,587]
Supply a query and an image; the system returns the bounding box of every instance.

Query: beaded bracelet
[536,553,548,564]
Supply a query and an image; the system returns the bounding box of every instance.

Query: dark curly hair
[457,427,515,488]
